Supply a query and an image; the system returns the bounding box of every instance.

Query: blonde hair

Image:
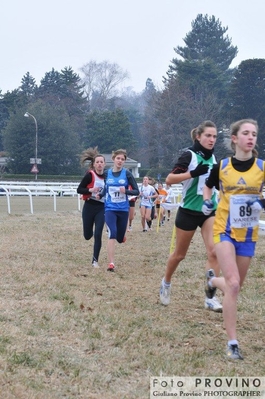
[230,119,259,156]
[112,149,127,160]
[190,120,217,142]
[80,147,105,169]
[148,176,156,186]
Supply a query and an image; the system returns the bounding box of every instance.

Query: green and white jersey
[181,150,218,212]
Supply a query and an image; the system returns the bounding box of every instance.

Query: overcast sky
[1,0,264,94]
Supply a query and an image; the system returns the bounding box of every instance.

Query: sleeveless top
[214,157,265,242]
[105,168,129,212]
[140,184,156,207]
[82,170,105,203]
[181,150,218,212]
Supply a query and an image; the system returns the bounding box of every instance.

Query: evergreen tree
[37,68,61,100]
[84,109,136,153]
[174,14,237,72]
[20,72,37,98]
[59,66,87,115]
[3,100,81,175]
[229,59,265,120]
[166,14,238,100]
[229,58,265,156]
[0,88,27,151]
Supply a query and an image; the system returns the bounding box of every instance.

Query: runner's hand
[202,199,214,215]
[190,162,209,178]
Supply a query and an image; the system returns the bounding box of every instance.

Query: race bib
[109,186,126,203]
[91,180,104,198]
[230,194,260,228]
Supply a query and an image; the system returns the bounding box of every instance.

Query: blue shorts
[214,233,256,257]
[140,203,152,209]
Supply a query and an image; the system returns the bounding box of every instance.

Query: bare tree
[79,60,129,108]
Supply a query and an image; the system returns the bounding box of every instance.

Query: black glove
[190,161,209,178]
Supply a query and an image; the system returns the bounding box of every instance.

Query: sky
[1,0,265,94]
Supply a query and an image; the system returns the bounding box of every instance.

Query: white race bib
[109,186,126,203]
[91,180,104,199]
[230,194,260,228]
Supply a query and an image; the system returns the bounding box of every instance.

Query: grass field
[0,197,265,398]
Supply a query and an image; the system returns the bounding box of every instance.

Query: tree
[142,76,225,170]
[3,100,81,175]
[0,88,28,151]
[229,59,265,120]
[59,66,87,115]
[141,13,239,170]
[80,60,129,109]
[229,58,265,155]
[37,68,61,100]
[165,14,238,100]
[19,72,37,98]
[84,109,136,153]
[36,67,88,144]
[174,14,237,72]
[139,79,161,169]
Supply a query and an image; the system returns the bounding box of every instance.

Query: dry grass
[0,197,265,398]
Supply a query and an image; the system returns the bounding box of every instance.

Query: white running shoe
[92,261,99,268]
[205,296,222,312]
[226,344,244,360]
[160,278,171,306]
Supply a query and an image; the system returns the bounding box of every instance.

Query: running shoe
[107,263,115,272]
[92,261,99,268]
[226,344,244,360]
[160,278,171,306]
[205,296,222,312]
[205,269,217,299]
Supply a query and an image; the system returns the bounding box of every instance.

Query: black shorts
[175,206,215,231]
[129,200,136,207]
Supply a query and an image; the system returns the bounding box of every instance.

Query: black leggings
[82,200,105,262]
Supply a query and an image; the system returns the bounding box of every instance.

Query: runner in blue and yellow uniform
[203,118,265,360]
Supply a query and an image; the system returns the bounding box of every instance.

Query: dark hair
[230,119,259,156]
[190,120,217,142]
[80,147,105,169]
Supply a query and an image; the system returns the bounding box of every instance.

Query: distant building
[102,154,141,178]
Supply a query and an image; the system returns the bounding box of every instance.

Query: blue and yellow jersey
[214,157,265,242]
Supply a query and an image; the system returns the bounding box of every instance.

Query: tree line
[1,14,265,177]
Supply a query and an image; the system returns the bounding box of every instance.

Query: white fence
[0,181,183,215]
[0,181,80,214]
